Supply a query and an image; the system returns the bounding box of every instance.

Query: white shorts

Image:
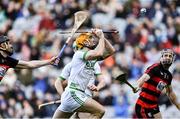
[58,89,89,112]
[85,88,93,97]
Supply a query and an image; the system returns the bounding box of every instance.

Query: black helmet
[0,35,9,44]
[0,35,13,56]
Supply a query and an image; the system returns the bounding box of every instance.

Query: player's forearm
[137,79,144,88]
[97,83,105,91]
[55,79,64,96]
[96,80,105,91]
[17,60,51,69]
[168,92,179,109]
[94,37,105,56]
[104,38,115,55]
[96,38,115,60]
[28,60,51,68]
[137,74,150,88]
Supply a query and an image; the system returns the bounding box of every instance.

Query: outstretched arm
[166,85,180,110]
[16,56,56,69]
[133,73,150,93]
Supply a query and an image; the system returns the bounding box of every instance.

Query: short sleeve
[144,64,158,77]
[73,51,86,60]
[59,63,71,80]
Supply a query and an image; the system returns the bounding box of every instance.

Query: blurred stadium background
[0,0,179,118]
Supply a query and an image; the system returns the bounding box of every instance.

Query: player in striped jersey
[0,35,57,82]
[134,49,180,118]
[53,29,115,119]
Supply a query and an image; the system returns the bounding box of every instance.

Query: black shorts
[135,104,160,118]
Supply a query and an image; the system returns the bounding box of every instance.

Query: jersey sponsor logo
[80,61,96,79]
[85,61,96,69]
[156,81,166,91]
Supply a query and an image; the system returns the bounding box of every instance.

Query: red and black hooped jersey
[0,55,18,81]
[136,63,172,109]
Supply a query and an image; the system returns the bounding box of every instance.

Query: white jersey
[60,54,101,96]
[63,50,100,93]
[58,50,101,112]
[59,63,72,80]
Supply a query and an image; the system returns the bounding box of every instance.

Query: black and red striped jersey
[136,63,172,109]
[0,55,19,81]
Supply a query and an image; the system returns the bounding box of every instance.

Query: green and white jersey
[59,61,101,96]
[85,62,101,96]
[60,62,101,81]
[59,63,71,80]
[64,50,101,93]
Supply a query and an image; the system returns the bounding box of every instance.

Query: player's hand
[88,84,98,92]
[133,87,140,93]
[91,28,104,39]
[49,56,58,65]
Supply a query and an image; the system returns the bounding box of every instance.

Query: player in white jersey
[53,28,115,119]
[54,41,105,119]
[54,42,105,118]
[55,41,104,96]
[56,61,103,97]
[55,61,104,118]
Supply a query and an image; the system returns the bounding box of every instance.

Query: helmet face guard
[0,35,13,56]
[160,49,175,67]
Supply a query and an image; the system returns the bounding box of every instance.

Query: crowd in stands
[0,0,179,118]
